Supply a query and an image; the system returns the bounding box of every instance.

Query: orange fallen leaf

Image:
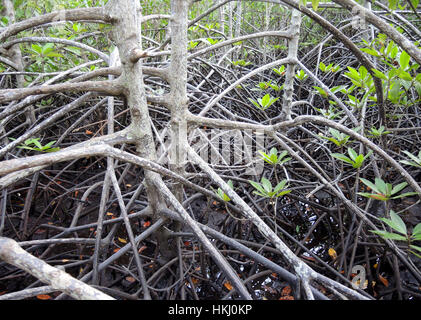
[106,212,114,216]
[118,237,127,244]
[61,259,70,263]
[300,255,316,262]
[125,276,136,283]
[279,295,294,300]
[138,245,147,253]
[378,275,389,287]
[143,221,151,228]
[191,277,199,285]
[36,294,51,300]
[113,248,120,253]
[85,130,93,135]
[281,286,292,296]
[271,273,278,278]
[126,184,132,188]
[224,282,233,291]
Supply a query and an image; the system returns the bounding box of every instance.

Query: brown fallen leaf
[36,294,51,300]
[281,286,292,296]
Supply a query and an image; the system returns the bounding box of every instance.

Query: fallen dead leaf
[138,245,147,253]
[118,237,127,244]
[281,286,292,296]
[328,248,338,260]
[378,275,389,287]
[36,294,51,300]
[223,282,233,291]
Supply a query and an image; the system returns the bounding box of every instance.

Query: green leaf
[388,0,398,10]
[370,230,407,241]
[360,193,388,201]
[32,139,43,149]
[276,189,292,197]
[389,80,401,102]
[249,180,263,190]
[278,150,288,160]
[389,210,407,234]
[371,68,388,80]
[409,248,421,258]
[412,223,421,236]
[398,70,412,81]
[353,155,364,168]
[31,44,43,54]
[347,148,358,161]
[273,180,288,194]
[249,98,261,109]
[403,150,421,162]
[409,244,421,253]
[399,51,410,70]
[391,192,419,199]
[361,48,380,57]
[331,153,354,165]
[360,178,381,194]
[261,177,272,193]
[261,94,270,107]
[391,182,408,195]
[258,150,272,164]
[312,0,320,11]
[364,150,373,160]
[375,178,387,195]
[412,234,421,241]
[314,86,328,98]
